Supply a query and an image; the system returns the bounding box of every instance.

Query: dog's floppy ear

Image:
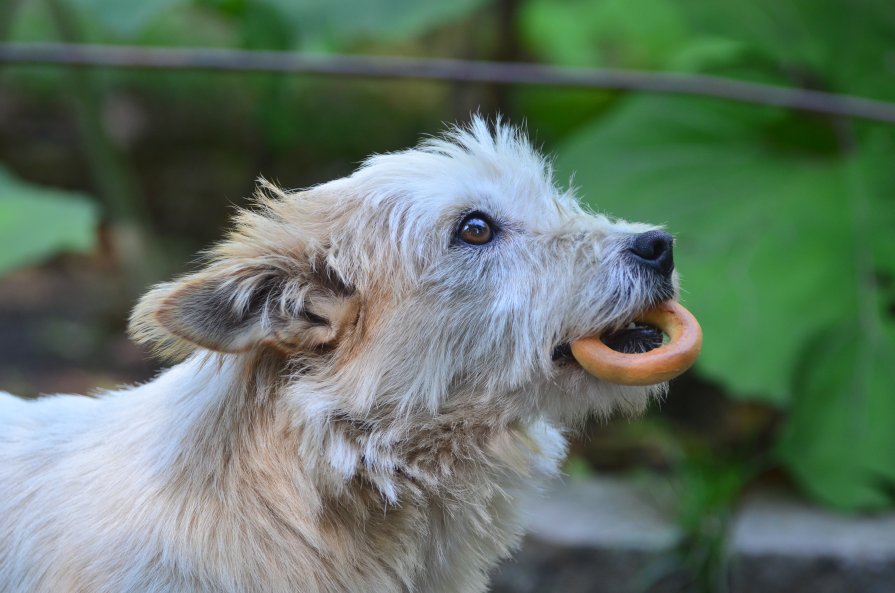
[130,259,358,358]
[129,184,359,358]
[130,262,357,354]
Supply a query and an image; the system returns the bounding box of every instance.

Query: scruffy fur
[0,118,676,593]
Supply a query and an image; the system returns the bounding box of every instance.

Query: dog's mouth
[553,301,703,386]
[551,322,662,362]
[602,322,667,354]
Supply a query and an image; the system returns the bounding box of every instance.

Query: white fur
[0,117,674,593]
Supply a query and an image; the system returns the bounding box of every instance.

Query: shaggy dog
[0,118,677,593]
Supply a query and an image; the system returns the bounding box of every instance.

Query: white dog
[0,117,678,593]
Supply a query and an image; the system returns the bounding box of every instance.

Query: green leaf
[778,323,895,510]
[557,96,872,403]
[556,93,895,509]
[675,0,895,100]
[260,0,487,48]
[521,0,895,100]
[0,167,99,276]
[67,0,188,38]
[520,0,690,69]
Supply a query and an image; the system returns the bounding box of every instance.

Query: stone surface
[516,475,679,550]
[729,489,895,593]
[491,541,678,593]
[491,476,680,593]
[492,477,895,593]
[730,490,895,560]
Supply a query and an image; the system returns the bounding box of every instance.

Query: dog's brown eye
[458,214,494,245]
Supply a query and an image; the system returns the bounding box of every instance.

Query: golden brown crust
[570,301,703,386]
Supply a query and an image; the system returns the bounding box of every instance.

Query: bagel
[570,301,702,386]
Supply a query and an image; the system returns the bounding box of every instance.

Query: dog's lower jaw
[0,353,566,593]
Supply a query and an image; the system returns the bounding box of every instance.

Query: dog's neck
[106,351,565,590]
[156,352,561,508]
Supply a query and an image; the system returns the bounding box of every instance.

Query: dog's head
[131,117,677,425]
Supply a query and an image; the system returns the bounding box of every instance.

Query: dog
[0,117,678,593]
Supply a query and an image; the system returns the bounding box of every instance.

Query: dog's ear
[130,260,359,357]
[129,183,360,358]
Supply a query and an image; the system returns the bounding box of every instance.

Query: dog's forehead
[455,169,586,235]
[351,123,588,232]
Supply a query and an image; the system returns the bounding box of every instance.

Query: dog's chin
[539,367,661,426]
[545,328,666,424]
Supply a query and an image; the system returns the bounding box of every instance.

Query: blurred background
[1,0,894,591]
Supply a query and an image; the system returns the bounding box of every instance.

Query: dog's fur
[0,118,676,593]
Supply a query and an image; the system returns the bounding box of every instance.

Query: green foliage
[674,0,895,99]
[669,455,756,593]
[257,0,487,48]
[523,0,895,98]
[521,0,689,69]
[0,167,99,275]
[561,454,593,479]
[66,0,188,37]
[556,98,895,512]
[58,0,487,48]
[779,324,895,510]
[557,97,891,404]
[676,468,735,592]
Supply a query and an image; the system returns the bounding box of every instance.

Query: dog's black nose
[629,230,674,277]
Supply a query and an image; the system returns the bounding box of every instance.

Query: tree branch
[1,42,895,124]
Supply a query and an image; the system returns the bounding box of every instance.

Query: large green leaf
[0,168,99,276]
[520,0,690,69]
[557,96,878,403]
[779,323,895,510]
[522,0,895,101]
[556,94,895,508]
[675,0,895,100]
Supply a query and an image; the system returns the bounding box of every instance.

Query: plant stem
[0,0,24,41]
[41,0,165,291]
[491,0,522,114]
[43,0,149,227]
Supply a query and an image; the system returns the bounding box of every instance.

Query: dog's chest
[323,419,566,593]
